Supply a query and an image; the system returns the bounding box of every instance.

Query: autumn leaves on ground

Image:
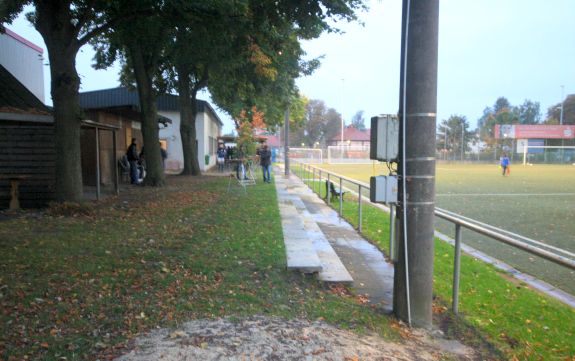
[0,176,399,360]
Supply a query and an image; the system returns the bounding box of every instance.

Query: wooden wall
[0,122,56,209]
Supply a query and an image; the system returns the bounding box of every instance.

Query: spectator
[259,144,272,183]
[160,142,168,171]
[126,138,140,184]
[217,145,226,172]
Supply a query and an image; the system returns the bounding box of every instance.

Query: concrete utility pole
[284,107,290,176]
[394,0,439,328]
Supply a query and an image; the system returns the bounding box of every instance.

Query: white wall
[0,30,45,102]
[158,109,221,172]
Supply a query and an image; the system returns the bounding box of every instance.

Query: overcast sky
[6,0,575,134]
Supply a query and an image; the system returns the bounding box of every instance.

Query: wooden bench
[0,175,29,210]
[325,180,345,201]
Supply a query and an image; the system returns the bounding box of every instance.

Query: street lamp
[560,85,565,125]
[340,78,345,146]
[461,120,465,161]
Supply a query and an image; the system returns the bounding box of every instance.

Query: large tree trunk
[129,44,165,186]
[177,65,201,176]
[36,1,83,202]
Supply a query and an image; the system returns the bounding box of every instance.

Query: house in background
[328,125,371,148]
[79,87,223,173]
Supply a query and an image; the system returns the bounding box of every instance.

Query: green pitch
[315,162,575,294]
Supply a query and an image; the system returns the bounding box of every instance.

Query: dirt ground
[114,315,482,361]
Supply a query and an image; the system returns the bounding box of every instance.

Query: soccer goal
[327,145,372,164]
[286,147,323,164]
[522,146,575,165]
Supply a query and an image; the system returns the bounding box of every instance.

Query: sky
[5,0,575,135]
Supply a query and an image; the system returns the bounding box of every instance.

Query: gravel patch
[115,315,477,360]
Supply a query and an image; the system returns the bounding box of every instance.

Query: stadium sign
[494,124,575,139]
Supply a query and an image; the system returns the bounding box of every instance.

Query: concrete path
[274,169,394,312]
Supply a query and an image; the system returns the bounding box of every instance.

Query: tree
[546,94,575,124]
[350,110,366,130]
[493,96,511,114]
[476,97,520,150]
[94,0,171,186]
[1,1,142,201]
[209,0,365,135]
[515,99,541,124]
[437,115,469,158]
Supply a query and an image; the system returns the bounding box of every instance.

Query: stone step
[278,201,322,273]
[303,215,354,284]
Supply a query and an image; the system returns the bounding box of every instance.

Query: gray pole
[560,85,564,125]
[394,0,439,328]
[284,107,290,176]
[461,121,464,161]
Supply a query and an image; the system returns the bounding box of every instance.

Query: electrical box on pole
[370,115,399,161]
[370,175,398,204]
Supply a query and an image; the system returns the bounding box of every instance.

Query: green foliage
[437,114,470,154]
[291,99,342,147]
[546,94,575,125]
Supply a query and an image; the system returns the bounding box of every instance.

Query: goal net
[327,145,372,164]
[522,146,575,165]
[285,148,323,164]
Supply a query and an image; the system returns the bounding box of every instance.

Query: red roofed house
[328,125,371,147]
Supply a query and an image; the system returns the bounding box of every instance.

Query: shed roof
[0,64,51,116]
[79,87,223,126]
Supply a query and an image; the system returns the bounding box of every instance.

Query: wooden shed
[0,64,55,209]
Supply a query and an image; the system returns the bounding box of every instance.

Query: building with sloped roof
[328,125,371,147]
[0,64,55,208]
[79,87,223,172]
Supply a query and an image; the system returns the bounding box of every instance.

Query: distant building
[0,29,45,103]
[328,125,370,147]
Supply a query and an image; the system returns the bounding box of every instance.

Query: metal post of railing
[319,170,322,196]
[358,184,363,232]
[312,167,316,194]
[339,177,343,217]
[453,224,462,314]
[390,205,396,261]
[327,174,331,205]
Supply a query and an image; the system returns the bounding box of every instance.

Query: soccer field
[313,162,575,294]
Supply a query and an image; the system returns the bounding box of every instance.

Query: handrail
[434,209,575,270]
[291,160,575,311]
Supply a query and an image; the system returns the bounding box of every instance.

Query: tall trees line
[437,95,575,155]
[1,0,365,201]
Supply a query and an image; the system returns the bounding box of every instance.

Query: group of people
[216,143,273,183]
[126,138,168,184]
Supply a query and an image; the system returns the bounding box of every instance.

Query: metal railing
[292,160,575,313]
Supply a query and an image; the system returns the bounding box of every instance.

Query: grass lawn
[0,176,397,360]
[312,162,575,295]
[298,164,575,360]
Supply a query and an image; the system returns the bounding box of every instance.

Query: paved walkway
[274,168,394,312]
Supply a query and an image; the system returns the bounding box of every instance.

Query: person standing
[217,145,226,172]
[160,142,168,171]
[126,138,140,184]
[259,144,272,183]
[500,154,510,176]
